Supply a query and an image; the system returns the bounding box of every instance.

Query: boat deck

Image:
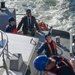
[0,33,39,75]
[0,29,72,75]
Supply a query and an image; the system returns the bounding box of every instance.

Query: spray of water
[5,0,75,34]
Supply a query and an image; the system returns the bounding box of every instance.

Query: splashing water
[4,0,75,34]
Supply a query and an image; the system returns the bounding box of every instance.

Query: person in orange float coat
[37,32,57,57]
[33,55,75,75]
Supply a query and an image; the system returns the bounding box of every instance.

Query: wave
[5,0,75,34]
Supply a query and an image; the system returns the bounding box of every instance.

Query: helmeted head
[8,17,15,23]
[33,55,48,71]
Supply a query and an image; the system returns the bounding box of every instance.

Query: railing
[0,30,9,75]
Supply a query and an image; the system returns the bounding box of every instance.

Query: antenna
[48,26,53,35]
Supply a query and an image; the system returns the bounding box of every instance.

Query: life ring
[38,21,48,31]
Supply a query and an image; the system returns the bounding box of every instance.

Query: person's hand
[17,30,23,34]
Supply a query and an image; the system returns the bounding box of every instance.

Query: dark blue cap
[26,9,31,13]
[8,17,15,22]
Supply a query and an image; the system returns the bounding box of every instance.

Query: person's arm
[17,17,24,30]
[5,26,11,33]
[37,43,46,54]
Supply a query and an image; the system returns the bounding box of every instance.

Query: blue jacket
[5,25,16,33]
[37,40,57,57]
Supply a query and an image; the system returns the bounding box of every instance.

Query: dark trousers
[23,28,35,36]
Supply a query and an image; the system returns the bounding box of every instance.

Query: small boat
[0,28,74,75]
[0,2,75,75]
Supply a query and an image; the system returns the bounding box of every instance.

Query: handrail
[16,13,26,15]
[0,30,8,57]
[0,30,9,75]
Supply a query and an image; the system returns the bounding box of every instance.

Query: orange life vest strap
[52,40,56,49]
[45,40,52,51]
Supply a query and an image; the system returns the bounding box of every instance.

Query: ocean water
[3,0,75,34]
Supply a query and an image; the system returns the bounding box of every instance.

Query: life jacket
[46,55,74,75]
[12,29,17,34]
[38,21,48,31]
[45,39,56,55]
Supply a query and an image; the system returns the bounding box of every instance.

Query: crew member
[37,32,57,57]
[5,17,17,34]
[33,55,75,75]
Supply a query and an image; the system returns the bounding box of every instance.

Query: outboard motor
[0,1,16,31]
